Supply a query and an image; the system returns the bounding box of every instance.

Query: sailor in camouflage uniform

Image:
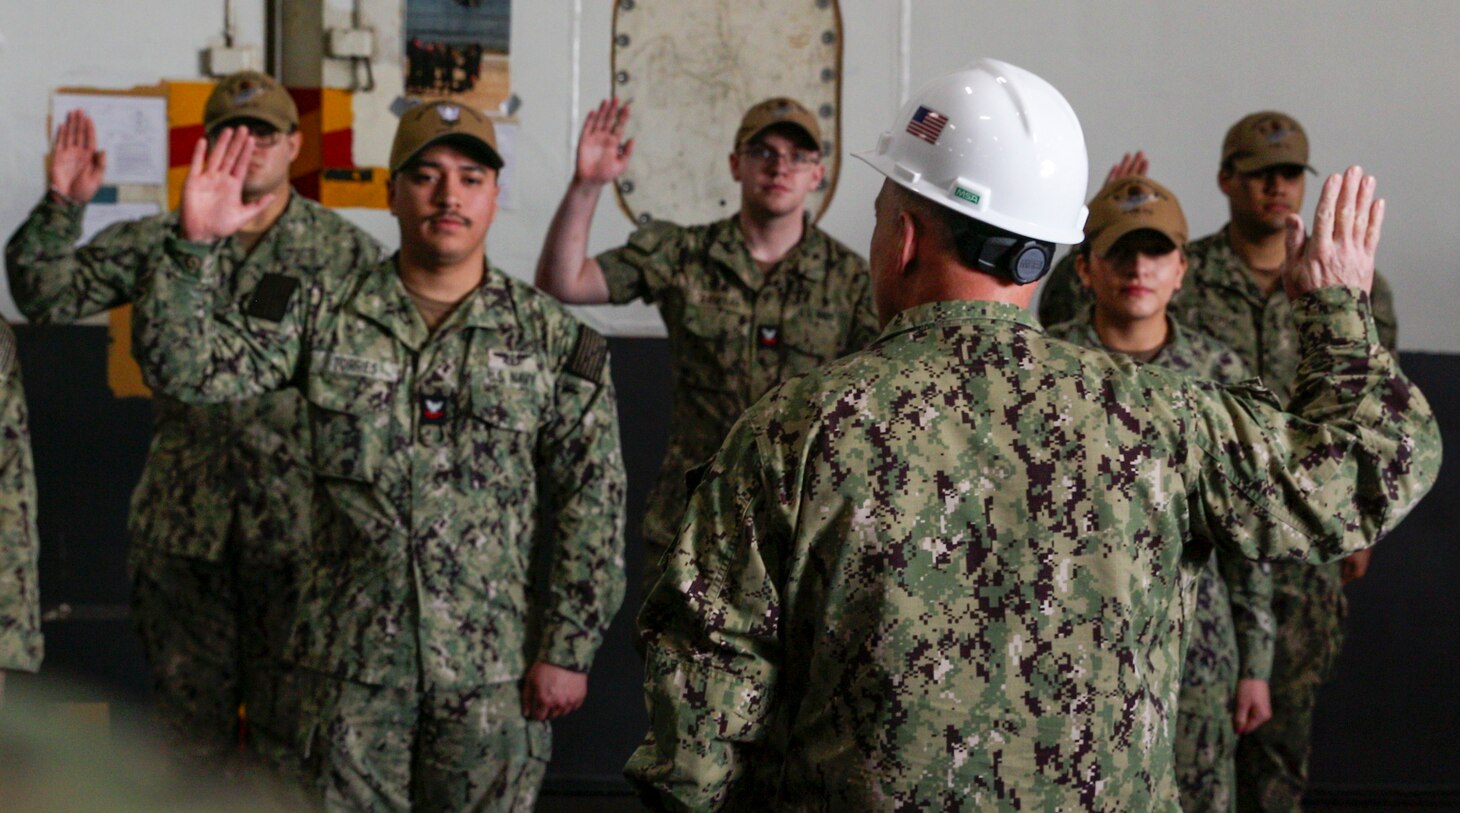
[132,101,625,811]
[626,60,1439,812]
[1038,121,1402,811]
[536,96,879,593]
[0,321,42,707]
[3,72,380,772]
[1045,176,1275,813]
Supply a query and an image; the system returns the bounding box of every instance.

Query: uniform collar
[348,256,520,352]
[707,212,827,289]
[1188,225,1274,304]
[1067,304,1192,363]
[878,299,1040,342]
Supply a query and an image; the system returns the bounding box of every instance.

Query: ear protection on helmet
[973,235,1055,284]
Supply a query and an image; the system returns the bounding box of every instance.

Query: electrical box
[206,45,262,76]
[327,28,375,59]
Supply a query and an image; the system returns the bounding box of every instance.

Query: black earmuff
[974,236,1054,284]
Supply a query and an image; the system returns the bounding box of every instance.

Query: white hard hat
[856,58,1089,245]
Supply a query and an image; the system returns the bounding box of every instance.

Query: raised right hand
[48,109,107,204]
[575,98,633,186]
[1282,166,1383,299]
[178,127,275,243]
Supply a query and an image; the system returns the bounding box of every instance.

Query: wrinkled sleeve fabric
[0,324,42,673]
[1370,270,1399,352]
[5,197,149,323]
[1218,547,1275,680]
[595,220,683,306]
[132,230,312,404]
[626,420,787,811]
[1186,286,1440,565]
[534,319,628,673]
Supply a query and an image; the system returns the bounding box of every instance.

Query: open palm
[49,110,107,203]
[179,127,275,242]
[576,98,633,185]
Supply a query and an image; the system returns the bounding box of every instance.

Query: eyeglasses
[210,124,285,147]
[245,125,285,147]
[740,144,821,170]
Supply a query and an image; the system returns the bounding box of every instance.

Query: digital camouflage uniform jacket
[0,322,42,673]
[1046,311,1273,813]
[596,216,879,588]
[132,244,626,689]
[1045,311,1275,682]
[626,291,1438,812]
[4,194,381,565]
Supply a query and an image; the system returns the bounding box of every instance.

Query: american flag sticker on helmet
[906,106,949,145]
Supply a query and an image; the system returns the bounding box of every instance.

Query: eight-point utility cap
[204,71,298,135]
[1222,111,1315,174]
[1084,175,1188,258]
[390,100,503,173]
[734,97,821,150]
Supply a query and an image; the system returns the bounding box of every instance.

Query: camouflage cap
[1221,111,1315,174]
[204,71,298,135]
[1084,175,1187,258]
[734,97,821,150]
[390,101,503,173]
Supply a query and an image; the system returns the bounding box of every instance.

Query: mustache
[427,211,470,226]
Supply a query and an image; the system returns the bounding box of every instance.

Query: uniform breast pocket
[465,374,543,493]
[779,306,848,376]
[305,374,394,483]
[676,302,748,392]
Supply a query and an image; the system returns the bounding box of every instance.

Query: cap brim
[206,110,295,135]
[394,133,504,173]
[740,122,820,150]
[1229,155,1316,175]
[1091,224,1182,258]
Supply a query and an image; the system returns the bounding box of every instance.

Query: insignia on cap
[774,103,794,117]
[1118,184,1161,211]
[233,81,262,105]
[1255,117,1293,144]
[438,104,461,124]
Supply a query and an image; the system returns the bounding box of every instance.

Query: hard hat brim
[854,149,1088,246]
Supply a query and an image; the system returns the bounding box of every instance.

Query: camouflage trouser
[1235,561,1345,813]
[298,675,551,812]
[127,548,303,776]
[1176,558,1240,813]
[129,551,238,765]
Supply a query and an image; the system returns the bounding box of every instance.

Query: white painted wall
[3,1,1456,351]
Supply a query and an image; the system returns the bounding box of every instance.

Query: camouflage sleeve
[1370,271,1399,351]
[1186,287,1440,565]
[844,253,882,353]
[1035,251,1089,328]
[0,323,42,673]
[533,320,627,672]
[594,220,683,305]
[132,231,310,404]
[1216,546,1274,680]
[625,419,785,809]
[4,196,146,323]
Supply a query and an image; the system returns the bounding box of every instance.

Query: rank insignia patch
[420,393,449,426]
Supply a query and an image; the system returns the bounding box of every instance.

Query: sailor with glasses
[536,96,879,595]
